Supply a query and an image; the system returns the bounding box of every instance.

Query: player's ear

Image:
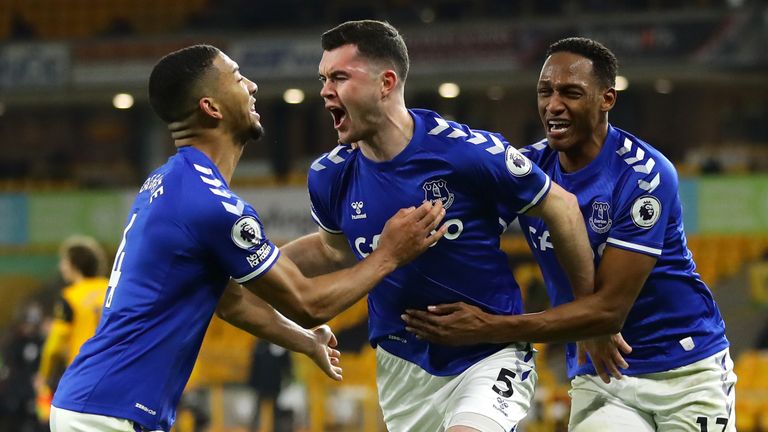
[380,69,398,99]
[601,87,616,112]
[199,97,223,119]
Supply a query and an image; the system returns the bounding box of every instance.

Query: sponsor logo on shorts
[387,335,408,343]
[134,402,157,416]
[493,396,510,417]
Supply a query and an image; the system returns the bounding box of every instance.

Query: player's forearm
[488,294,622,343]
[296,249,395,326]
[217,286,317,355]
[540,189,594,298]
[281,233,352,277]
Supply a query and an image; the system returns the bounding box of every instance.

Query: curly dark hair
[321,20,409,83]
[60,235,108,277]
[546,37,617,89]
[148,44,220,123]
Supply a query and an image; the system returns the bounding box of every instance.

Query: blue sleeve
[188,194,281,284]
[469,132,551,215]
[307,151,343,234]
[605,156,677,257]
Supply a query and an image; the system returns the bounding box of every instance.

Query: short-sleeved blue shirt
[53,146,280,431]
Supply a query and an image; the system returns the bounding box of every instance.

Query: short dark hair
[321,20,409,83]
[60,236,107,278]
[148,44,220,123]
[546,37,617,88]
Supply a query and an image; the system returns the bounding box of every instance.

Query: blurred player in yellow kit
[35,235,109,421]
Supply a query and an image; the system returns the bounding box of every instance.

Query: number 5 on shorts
[492,368,516,398]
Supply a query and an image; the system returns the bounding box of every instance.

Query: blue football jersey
[514,125,729,378]
[53,146,280,431]
[308,109,551,376]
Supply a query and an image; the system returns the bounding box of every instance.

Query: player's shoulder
[413,108,509,161]
[307,143,357,186]
[608,126,677,194]
[519,139,555,166]
[160,151,251,226]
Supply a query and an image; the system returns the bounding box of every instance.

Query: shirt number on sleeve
[105,213,137,308]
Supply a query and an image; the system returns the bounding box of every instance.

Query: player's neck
[174,131,244,184]
[356,105,413,162]
[558,122,609,173]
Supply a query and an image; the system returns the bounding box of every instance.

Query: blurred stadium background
[0,0,767,431]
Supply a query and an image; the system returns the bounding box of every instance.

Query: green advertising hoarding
[697,176,768,233]
[26,191,133,246]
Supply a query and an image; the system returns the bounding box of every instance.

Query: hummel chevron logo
[193,164,213,175]
[623,147,645,164]
[487,135,505,155]
[310,157,326,171]
[223,199,245,216]
[210,188,231,198]
[428,117,450,135]
[428,118,506,155]
[633,158,656,174]
[638,172,661,193]
[199,176,223,188]
[428,117,467,138]
[519,142,548,154]
[310,145,353,171]
[468,132,488,144]
[616,138,633,156]
[195,164,232,197]
[616,138,660,190]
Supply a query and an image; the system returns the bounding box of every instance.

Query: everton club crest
[588,201,612,234]
[422,179,454,210]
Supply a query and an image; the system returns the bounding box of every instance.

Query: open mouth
[249,99,260,120]
[547,119,570,134]
[328,106,347,129]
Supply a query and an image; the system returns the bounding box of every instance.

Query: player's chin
[545,135,572,151]
[336,130,353,144]
[249,123,265,141]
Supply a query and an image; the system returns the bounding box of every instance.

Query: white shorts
[569,348,737,432]
[50,406,163,432]
[376,343,537,432]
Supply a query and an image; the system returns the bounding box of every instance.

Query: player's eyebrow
[320,69,348,78]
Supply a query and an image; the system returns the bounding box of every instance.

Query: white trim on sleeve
[606,237,662,256]
[234,247,281,283]
[518,176,551,214]
[311,208,343,234]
